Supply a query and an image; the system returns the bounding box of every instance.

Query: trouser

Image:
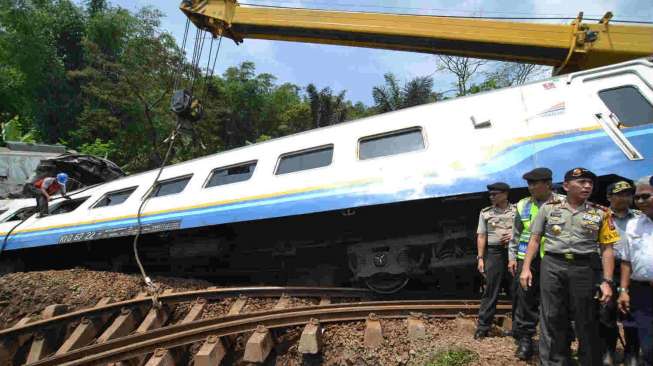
[25,184,48,215]
[477,246,507,331]
[599,258,640,357]
[539,254,602,366]
[630,281,653,366]
[513,257,540,339]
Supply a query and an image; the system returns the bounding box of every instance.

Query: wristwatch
[476,255,483,260]
[617,287,629,293]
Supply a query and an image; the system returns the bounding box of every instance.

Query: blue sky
[112,0,653,105]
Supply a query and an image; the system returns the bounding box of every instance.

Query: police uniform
[508,167,564,359]
[530,168,619,366]
[476,182,516,337]
[600,181,640,365]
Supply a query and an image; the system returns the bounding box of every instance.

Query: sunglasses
[488,191,505,196]
[634,193,652,201]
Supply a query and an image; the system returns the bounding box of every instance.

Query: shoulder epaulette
[481,206,493,212]
[518,197,531,205]
[588,202,609,211]
[545,200,562,205]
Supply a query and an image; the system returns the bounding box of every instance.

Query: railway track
[0,286,511,365]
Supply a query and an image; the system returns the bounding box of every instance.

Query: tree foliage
[372,73,438,113]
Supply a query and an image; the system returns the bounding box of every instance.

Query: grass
[424,347,479,366]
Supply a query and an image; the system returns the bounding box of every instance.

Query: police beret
[522,167,552,181]
[564,167,597,181]
[486,182,510,191]
[607,180,634,195]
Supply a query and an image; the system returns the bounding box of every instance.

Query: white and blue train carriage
[1,58,652,293]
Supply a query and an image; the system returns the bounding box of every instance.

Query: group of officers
[475,166,653,366]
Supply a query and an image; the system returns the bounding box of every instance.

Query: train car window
[50,197,89,215]
[275,145,333,175]
[598,86,653,127]
[205,161,257,188]
[358,127,424,160]
[93,187,137,208]
[149,175,192,198]
[2,207,35,222]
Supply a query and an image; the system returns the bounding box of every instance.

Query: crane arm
[180,0,653,75]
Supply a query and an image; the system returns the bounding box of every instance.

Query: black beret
[607,180,634,195]
[487,182,510,192]
[523,167,552,181]
[564,167,597,182]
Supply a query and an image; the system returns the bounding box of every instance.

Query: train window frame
[357,127,426,161]
[91,186,138,209]
[274,144,334,176]
[204,160,258,189]
[1,206,36,223]
[49,197,90,216]
[145,174,193,199]
[597,85,653,127]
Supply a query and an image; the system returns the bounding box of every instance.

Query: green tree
[372,73,438,113]
[71,6,181,171]
[305,84,349,128]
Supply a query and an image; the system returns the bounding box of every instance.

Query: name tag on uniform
[582,213,601,224]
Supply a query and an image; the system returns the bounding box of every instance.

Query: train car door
[581,71,653,161]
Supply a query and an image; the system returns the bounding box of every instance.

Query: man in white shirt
[617,175,653,366]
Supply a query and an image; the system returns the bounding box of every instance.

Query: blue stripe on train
[3,125,652,250]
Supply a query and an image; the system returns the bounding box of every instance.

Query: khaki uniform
[531,199,618,254]
[530,198,619,366]
[476,204,516,332]
[477,205,516,245]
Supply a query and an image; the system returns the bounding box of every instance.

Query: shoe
[473,329,488,340]
[36,213,49,218]
[601,350,615,366]
[516,337,534,361]
[623,353,638,366]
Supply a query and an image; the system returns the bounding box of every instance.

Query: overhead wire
[130,15,225,306]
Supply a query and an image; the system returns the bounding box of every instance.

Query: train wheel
[364,273,409,294]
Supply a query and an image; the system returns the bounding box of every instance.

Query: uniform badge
[552,225,562,235]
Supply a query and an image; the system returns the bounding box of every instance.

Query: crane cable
[132,19,222,307]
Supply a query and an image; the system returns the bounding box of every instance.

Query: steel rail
[30,300,510,366]
[0,286,372,338]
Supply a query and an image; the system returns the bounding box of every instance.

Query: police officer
[520,167,618,365]
[508,167,564,360]
[475,182,516,339]
[601,181,640,366]
[618,175,653,366]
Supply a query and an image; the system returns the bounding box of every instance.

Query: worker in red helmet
[26,173,69,217]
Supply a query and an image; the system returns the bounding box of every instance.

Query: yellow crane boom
[180,0,653,75]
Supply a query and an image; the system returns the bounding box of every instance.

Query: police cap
[564,167,596,182]
[522,167,552,181]
[607,180,634,195]
[486,182,510,192]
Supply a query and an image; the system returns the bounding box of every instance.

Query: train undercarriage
[2,188,532,295]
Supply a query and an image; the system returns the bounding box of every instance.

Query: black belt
[546,252,596,261]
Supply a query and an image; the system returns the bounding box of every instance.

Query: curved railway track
[0,286,511,366]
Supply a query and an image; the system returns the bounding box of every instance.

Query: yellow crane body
[180,0,653,74]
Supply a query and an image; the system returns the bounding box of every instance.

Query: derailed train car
[1,58,652,293]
